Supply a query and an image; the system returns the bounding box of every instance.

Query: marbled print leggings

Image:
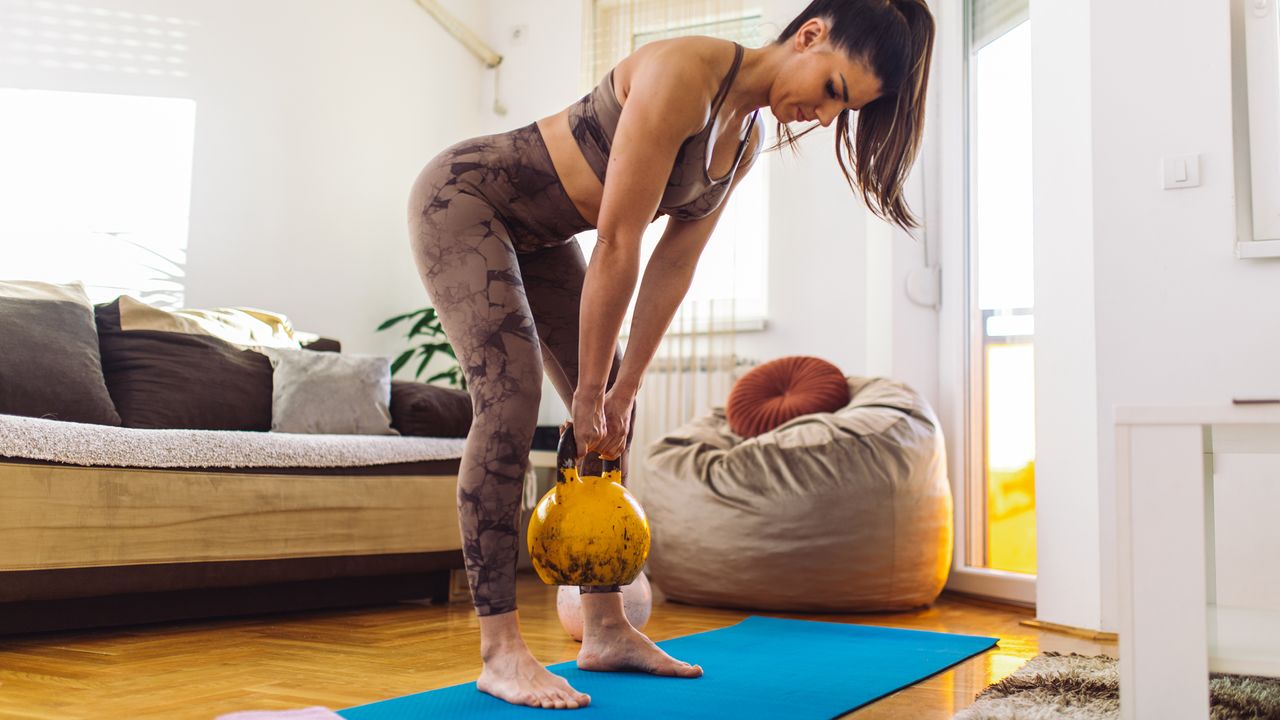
[407,122,632,617]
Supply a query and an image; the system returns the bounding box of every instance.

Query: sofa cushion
[725,356,851,437]
[263,348,397,435]
[0,280,121,426]
[0,412,464,469]
[390,381,472,438]
[95,297,275,430]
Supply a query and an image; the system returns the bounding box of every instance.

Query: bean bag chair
[636,376,951,612]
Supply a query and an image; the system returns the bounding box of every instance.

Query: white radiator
[629,305,755,487]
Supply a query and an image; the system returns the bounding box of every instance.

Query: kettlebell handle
[556,423,619,481]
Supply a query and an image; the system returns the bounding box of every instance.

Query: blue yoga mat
[337,616,997,719]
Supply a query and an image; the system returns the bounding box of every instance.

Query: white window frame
[1232,0,1280,257]
[934,0,1037,606]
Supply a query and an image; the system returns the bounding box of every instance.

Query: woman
[407,0,933,709]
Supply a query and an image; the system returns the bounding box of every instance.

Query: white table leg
[1117,424,1211,719]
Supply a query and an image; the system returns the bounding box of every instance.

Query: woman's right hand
[570,389,607,464]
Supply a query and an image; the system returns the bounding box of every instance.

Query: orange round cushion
[725,356,850,438]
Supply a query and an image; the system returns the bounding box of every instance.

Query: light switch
[1163,154,1201,189]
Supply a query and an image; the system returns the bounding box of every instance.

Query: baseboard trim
[1020,618,1118,642]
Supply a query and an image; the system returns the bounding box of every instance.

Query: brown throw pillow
[95,297,274,430]
[0,280,121,425]
[725,356,851,438]
[390,381,472,438]
[302,337,342,353]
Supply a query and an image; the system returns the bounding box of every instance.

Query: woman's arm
[575,59,707,403]
[610,123,764,402]
[572,54,719,459]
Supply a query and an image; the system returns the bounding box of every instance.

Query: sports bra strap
[706,43,745,128]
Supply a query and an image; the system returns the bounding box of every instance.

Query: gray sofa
[0,282,471,634]
[0,413,467,635]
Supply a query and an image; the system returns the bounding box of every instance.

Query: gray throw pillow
[263,348,398,435]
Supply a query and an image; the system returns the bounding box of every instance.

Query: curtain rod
[412,0,503,68]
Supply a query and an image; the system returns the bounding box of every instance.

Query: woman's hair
[772,0,935,231]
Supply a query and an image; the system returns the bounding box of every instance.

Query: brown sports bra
[566,42,761,222]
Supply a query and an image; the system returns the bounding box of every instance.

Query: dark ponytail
[772,0,935,231]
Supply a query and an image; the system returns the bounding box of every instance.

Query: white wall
[1032,0,1280,632]
[0,0,487,356]
[733,121,875,376]
[1030,0,1103,632]
[1090,0,1280,630]
[479,0,585,138]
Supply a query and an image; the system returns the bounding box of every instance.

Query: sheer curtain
[579,0,767,483]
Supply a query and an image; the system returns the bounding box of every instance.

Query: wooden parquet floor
[0,571,1116,719]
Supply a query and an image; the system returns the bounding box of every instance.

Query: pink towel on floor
[215,708,343,720]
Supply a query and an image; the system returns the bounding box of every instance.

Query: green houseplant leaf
[377,308,427,332]
[377,306,467,391]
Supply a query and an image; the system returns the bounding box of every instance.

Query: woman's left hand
[594,387,636,461]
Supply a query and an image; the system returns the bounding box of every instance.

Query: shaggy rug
[954,652,1280,719]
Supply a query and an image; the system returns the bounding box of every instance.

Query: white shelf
[1209,604,1280,677]
[1115,404,1280,426]
[1117,407,1280,717]
[1236,239,1280,259]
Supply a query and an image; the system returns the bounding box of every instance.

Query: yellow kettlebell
[526,424,650,587]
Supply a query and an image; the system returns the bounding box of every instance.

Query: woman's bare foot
[477,643,590,709]
[476,610,589,709]
[577,620,703,677]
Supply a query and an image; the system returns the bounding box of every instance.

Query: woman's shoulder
[611,36,739,107]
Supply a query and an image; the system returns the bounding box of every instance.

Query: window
[0,88,196,307]
[936,0,1038,603]
[582,1,768,332]
[970,15,1036,577]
